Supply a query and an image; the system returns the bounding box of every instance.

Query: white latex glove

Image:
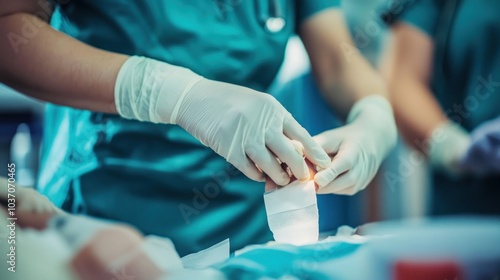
[313,96,397,195]
[115,56,331,185]
[428,121,471,175]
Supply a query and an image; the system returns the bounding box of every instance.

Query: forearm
[389,74,470,173]
[300,9,388,119]
[299,10,396,194]
[0,13,128,113]
[381,24,452,154]
[319,54,388,119]
[389,75,448,153]
[381,23,470,173]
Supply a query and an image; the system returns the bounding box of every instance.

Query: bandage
[263,180,319,245]
[181,238,230,269]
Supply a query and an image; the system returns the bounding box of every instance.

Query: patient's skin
[0,203,168,280]
[71,225,165,280]
[1,176,60,230]
[0,176,59,214]
[0,206,55,230]
[265,159,318,192]
[1,176,169,280]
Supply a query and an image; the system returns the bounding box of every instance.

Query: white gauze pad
[263,180,319,245]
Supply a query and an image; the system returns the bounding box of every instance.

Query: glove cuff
[428,121,471,174]
[114,56,203,124]
[347,95,394,124]
[346,95,397,156]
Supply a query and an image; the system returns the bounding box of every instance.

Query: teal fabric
[217,241,362,279]
[398,0,500,215]
[400,0,500,130]
[296,0,341,25]
[397,0,441,37]
[38,0,340,256]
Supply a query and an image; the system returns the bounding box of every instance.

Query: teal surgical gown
[396,0,500,215]
[37,0,340,256]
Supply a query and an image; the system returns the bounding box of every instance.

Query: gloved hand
[265,157,318,192]
[114,56,331,185]
[459,116,500,174]
[428,121,471,175]
[313,96,397,195]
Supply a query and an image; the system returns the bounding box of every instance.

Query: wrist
[114,56,203,124]
[347,95,393,124]
[428,121,470,174]
[347,95,397,155]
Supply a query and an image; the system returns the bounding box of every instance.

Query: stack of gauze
[263,141,319,245]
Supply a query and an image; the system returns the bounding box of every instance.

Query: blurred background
[0,0,434,230]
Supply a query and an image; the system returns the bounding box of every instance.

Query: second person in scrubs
[381,0,500,216]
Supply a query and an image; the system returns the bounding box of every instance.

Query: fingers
[247,145,290,186]
[232,157,266,182]
[290,140,305,156]
[265,176,278,192]
[314,149,354,189]
[266,133,308,181]
[283,114,331,169]
[316,170,358,195]
[313,128,344,155]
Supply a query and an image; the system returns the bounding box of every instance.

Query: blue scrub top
[398,0,500,215]
[38,0,340,256]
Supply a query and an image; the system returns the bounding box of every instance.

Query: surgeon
[0,0,396,255]
[381,0,500,215]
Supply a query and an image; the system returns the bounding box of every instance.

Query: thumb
[314,147,355,188]
[313,128,346,155]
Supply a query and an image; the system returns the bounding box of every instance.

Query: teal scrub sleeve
[398,0,441,37]
[296,0,341,25]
